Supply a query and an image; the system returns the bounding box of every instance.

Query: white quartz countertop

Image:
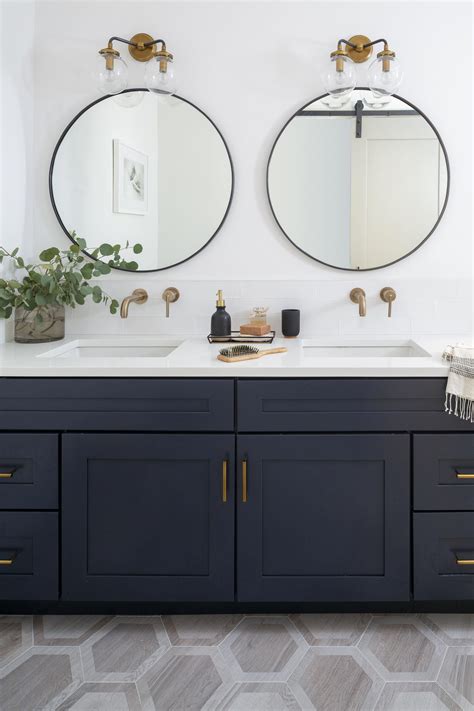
[0,335,461,377]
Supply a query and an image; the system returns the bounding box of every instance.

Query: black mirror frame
[266,88,450,272]
[49,88,235,273]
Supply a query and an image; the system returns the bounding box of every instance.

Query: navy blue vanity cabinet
[62,433,235,601]
[236,434,410,602]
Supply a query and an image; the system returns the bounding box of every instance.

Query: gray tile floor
[0,613,473,710]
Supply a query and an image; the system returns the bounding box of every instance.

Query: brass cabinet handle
[0,551,16,566]
[0,467,16,479]
[222,460,228,503]
[242,460,248,503]
[456,471,474,479]
[455,553,474,566]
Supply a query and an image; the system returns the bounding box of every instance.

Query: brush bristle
[219,345,259,358]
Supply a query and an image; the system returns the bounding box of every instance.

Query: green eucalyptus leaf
[39,247,60,261]
[99,243,114,256]
[133,244,143,254]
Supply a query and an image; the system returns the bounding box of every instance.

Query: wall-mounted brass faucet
[120,289,148,318]
[350,288,366,317]
[380,287,397,317]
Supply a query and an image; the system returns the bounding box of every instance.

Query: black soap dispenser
[211,290,231,337]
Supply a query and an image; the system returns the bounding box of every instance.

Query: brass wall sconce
[323,34,402,102]
[95,32,175,96]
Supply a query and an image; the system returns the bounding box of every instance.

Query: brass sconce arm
[331,35,395,67]
[106,36,167,51]
[99,34,171,66]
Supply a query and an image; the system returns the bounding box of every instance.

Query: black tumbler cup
[281,309,300,338]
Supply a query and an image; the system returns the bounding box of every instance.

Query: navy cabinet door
[237,434,410,602]
[62,434,234,601]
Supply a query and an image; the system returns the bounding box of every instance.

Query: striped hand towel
[443,345,474,422]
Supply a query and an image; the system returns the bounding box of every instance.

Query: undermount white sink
[38,338,183,359]
[302,340,431,358]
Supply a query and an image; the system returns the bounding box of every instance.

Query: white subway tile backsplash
[63,278,473,340]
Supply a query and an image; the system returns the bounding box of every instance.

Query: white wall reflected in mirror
[51,91,233,271]
[268,90,448,270]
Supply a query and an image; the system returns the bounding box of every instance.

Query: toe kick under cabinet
[0,377,472,610]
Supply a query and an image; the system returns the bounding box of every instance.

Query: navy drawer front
[0,512,58,600]
[0,434,58,509]
[414,434,474,511]
[0,379,234,431]
[414,512,474,600]
[237,378,474,432]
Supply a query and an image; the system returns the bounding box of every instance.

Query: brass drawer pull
[222,460,228,503]
[456,471,474,479]
[242,460,248,503]
[0,551,16,566]
[456,553,474,566]
[0,467,16,479]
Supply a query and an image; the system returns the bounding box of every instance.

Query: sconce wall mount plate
[128,33,156,62]
[346,34,373,63]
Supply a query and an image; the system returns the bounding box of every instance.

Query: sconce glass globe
[322,54,356,100]
[368,54,403,98]
[94,54,128,95]
[144,56,176,95]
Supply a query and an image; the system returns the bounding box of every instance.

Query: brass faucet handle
[162,287,180,318]
[380,287,396,317]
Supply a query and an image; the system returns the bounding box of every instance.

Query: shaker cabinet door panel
[62,434,234,601]
[237,434,410,602]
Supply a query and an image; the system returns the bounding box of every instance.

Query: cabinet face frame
[236,434,411,602]
[61,433,235,601]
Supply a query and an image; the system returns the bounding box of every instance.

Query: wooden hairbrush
[217,344,287,363]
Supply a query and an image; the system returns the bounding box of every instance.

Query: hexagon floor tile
[57,682,142,710]
[358,615,447,681]
[163,614,243,646]
[289,647,383,711]
[290,613,372,646]
[438,646,474,710]
[210,681,302,710]
[137,647,232,710]
[0,646,83,711]
[33,614,112,646]
[220,616,307,681]
[420,614,474,646]
[0,615,33,669]
[80,616,170,682]
[375,682,463,710]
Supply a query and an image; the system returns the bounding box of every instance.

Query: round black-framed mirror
[50,89,234,272]
[267,89,450,271]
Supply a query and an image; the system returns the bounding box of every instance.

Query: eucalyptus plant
[0,235,143,320]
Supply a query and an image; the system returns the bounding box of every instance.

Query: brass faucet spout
[350,288,367,317]
[120,289,148,318]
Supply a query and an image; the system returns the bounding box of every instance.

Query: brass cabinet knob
[380,287,397,317]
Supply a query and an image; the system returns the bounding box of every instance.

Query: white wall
[0,1,36,342]
[1,0,473,339]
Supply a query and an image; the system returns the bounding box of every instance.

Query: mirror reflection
[267,90,449,270]
[50,91,233,271]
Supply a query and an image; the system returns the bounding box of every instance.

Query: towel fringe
[445,392,474,422]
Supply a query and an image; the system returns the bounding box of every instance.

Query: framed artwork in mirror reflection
[113,139,148,215]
